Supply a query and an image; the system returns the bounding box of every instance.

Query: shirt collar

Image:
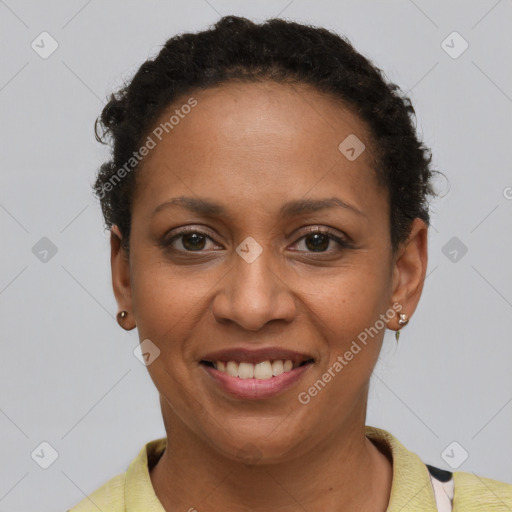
[366,426,438,511]
[125,437,167,511]
[124,426,437,511]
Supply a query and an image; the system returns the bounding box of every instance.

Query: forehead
[132,80,384,218]
[146,80,372,158]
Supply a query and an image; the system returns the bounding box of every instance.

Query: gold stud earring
[117,310,128,327]
[395,313,409,342]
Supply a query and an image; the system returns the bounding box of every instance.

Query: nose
[211,251,297,331]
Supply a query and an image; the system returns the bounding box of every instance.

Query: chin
[201,417,313,466]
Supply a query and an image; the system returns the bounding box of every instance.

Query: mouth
[200,358,314,379]
[199,349,315,400]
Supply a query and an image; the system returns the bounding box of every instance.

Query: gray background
[0,1,511,510]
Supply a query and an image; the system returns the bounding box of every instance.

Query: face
[112,81,427,463]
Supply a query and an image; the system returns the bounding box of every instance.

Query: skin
[111,81,428,511]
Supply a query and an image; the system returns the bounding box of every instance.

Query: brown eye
[163,229,223,253]
[304,233,330,252]
[181,232,207,251]
[289,228,350,254]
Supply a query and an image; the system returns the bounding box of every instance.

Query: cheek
[293,261,390,390]
[129,259,212,420]
[296,261,390,337]
[128,259,217,382]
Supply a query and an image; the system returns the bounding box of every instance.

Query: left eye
[292,231,345,252]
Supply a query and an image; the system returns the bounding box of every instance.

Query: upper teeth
[215,360,295,379]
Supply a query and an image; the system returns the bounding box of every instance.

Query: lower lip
[201,363,313,400]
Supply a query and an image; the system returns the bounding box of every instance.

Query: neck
[150,402,392,512]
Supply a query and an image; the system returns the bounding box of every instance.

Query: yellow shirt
[67,425,512,511]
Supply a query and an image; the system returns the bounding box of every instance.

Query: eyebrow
[152,196,367,219]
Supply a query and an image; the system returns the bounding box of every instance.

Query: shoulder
[453,471,512,511]
[66,437,167,512]
[365,426,512,511]
[66,472,126,511]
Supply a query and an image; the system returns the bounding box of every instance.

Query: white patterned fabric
[429,472,455,512]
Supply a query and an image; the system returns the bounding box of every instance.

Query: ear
[389,218,428,329]
[111,225,136,330]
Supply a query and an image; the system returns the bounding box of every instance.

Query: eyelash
[162,226,351,254]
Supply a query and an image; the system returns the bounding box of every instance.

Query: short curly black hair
[93,15,436,254]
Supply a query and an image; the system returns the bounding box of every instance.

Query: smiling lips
[200,348,314,399]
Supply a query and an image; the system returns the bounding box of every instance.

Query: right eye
[163,229,223,252]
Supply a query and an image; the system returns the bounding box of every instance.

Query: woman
[69,15,512,511]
